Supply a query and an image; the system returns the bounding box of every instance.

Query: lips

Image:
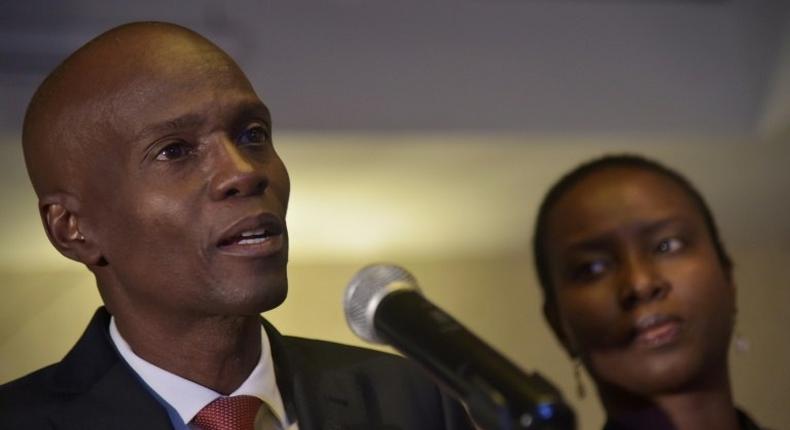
[631,314,682,348]
[218,227,278,247]
[216,213,285,257]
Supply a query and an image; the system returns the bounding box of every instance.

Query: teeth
[238,237,269,245]
[240,228,267,237]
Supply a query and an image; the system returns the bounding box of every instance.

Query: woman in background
[531,155,766,430]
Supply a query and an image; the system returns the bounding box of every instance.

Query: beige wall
[1,134,788,429]
[2,246,788,430]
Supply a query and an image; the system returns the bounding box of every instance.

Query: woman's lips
[631,314,682,348]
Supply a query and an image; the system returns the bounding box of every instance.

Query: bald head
[22,22,269,271]
[16,21,293,371]
[22,21,239,198]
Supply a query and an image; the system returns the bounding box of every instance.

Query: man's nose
[617,252,669,310]
[208,137,267,200]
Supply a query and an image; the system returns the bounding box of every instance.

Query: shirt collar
[109,316,288,428]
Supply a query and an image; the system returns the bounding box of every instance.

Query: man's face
[79,40,290,318]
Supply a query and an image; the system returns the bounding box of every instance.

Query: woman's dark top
[602,408,766,430]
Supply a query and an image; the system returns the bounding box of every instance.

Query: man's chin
[235,281,288,316]
[256,285,288,315]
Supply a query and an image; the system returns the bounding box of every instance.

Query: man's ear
[543,299,577,358]
[39,193,105,266]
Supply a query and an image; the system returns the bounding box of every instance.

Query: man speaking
[0,22,473,430]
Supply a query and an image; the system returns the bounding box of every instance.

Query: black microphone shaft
[374,289,575,430]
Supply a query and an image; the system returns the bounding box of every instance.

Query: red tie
[192,395,263,430]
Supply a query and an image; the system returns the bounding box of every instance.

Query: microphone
[343,264,576,430]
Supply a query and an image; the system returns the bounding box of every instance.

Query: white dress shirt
[109,317,297,429]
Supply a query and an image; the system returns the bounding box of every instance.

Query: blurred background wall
[1,1,789,429]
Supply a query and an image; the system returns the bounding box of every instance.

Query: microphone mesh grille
[343,264,419,344]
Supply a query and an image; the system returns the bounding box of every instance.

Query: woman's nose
[618,253,669,310]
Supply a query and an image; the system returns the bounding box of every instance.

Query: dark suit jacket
[0,308,473,430]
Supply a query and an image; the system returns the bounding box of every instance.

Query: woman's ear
[39,193,105,266]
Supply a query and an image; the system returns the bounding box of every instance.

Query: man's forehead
[29,27,225,138]
[21,22,253,196]
[74,30,232,95]
[63,27,251,129]
[82,22,215,60]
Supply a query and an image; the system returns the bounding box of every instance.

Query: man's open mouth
[218,228,276,247]
[216,213,285,253]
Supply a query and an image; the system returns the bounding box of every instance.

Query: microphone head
[344,264,420,344]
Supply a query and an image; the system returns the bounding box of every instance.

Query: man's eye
[155,142,192,161]
[239,126,269,146]
[655,237,684,254]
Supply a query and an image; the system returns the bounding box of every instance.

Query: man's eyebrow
[235,101,272,125]
[133,100,271,143]
[135,113,205,142]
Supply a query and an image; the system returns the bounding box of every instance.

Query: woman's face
[543,167,735,397]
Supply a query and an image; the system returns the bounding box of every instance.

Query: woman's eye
[656,237,684,254]
[239,126,269,146]
[155,142,192,161]
[571,259,608,282]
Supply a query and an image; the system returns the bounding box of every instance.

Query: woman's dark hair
[532,154,733,304]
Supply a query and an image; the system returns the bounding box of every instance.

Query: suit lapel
[43,309,403,430]
[262,319,395,430]
[46,308,173,430]
[262,319,363,430]
[261,318,299,422]
[48,361,172,430]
